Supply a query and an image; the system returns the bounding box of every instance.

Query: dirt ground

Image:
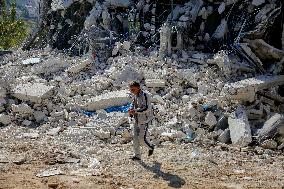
[1,142,284,189]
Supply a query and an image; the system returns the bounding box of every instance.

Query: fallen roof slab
[222,75,284,102]
[81,90,130,111]
[12,83,55,103]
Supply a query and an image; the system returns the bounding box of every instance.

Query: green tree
[0,0,7,19]
[10,0,16,21]
[0,0,29,50]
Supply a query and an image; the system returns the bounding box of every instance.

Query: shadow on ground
[139,161,186,188]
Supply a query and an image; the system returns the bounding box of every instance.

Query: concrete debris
[222,75,284,102]
[228,106,252,147]
[32,57,69,75]
[248,39,284,61]
[260,139,278,149]
[22,57,41,65]
[256,113,284,142]
[0,114,11,125]
[13,83,54,103]
[217,129,231,144]
[112,66,143,86]
[82,90,129,111]
[67,59,92,74]
[36,168,64,178]
[145,79,166,88]
[204,112,217,127]
[104,0,130,8]
[12,103,34,115]
[252,0,266,6]
[1,2,284,182]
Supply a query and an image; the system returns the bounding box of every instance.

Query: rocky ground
[1,132,284,189]
[0,48,284,188]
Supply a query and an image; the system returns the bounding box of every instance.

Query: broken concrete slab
[256,113,284,142]
[228,106,252,147]
[12,82,54,103]
[238,43,263,68]
[112,66,143,86]
[222,75,284,102]
[217,129,231,144]
[81,90,130,111]
[248,39,284,61]
[66,59,91,74]
[32,57,69,75]
[145,79,166,88]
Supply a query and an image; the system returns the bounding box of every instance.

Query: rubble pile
[0,1,284,181]
[1,43,284,150]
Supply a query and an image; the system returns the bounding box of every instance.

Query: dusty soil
[1,141,284,189]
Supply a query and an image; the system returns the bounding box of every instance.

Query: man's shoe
[148,147,154,156]
[130,156,141,161]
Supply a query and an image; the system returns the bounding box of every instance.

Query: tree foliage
[0,0,29,50]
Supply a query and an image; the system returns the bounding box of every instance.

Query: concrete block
[112,66,143,86]
[34,111,47,123]
[67,59,91,74]
[0,114,11,125]
[32,57,69,75]
[145,79,166,88]
[249,39,284,61]
[228,106,252,147]
[22,120,32,127]
[12,82,54,103]
[82,90,129,111]
[222,75,284,102]
[256,113,284,142]
[217,129,230,144]
[204,112,217,127]
[12,103,34,115]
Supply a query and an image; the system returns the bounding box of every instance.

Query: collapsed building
[0,0,284,154]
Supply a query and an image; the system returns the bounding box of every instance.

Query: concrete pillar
[159,23,172,58]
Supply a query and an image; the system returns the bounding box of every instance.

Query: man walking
[128,81,154,161]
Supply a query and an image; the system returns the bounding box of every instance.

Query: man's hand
[128,109,136,115]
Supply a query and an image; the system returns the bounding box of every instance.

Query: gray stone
[249,39,284,61]
[104,0,130,8]
[228,106,252,147]
[33,111,47,122]
[222,75,284,102]
[261,139,278,149]
[0,114,11,125]
[256,113,284,142]
[67,59,91,74]
[36,168,63,178]
[204,112,217,127]
[13,83,54,103]
[81,90,129,111]
[12,103,34,115]
[145,79,166,88]
[217,129,231,144]
[22,120,32,127]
